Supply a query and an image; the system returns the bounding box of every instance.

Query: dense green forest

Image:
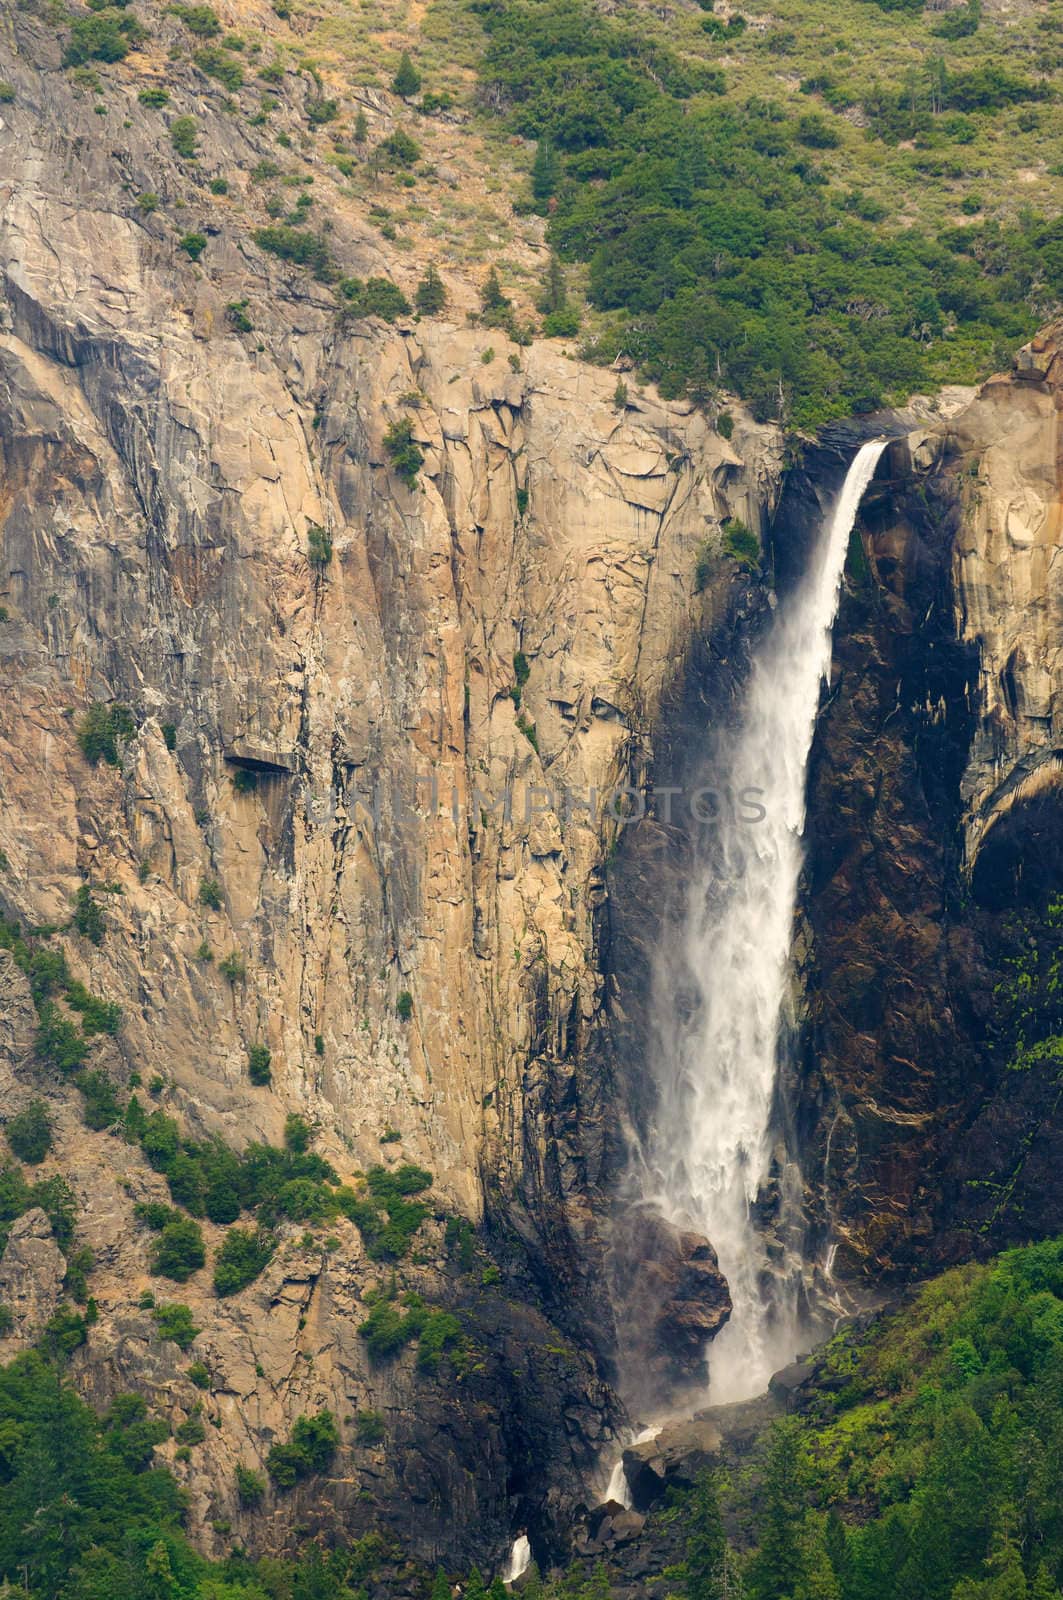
[471,0,1063,425]
[2,1233,1062,1598]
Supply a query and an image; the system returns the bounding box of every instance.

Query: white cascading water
[503,1534,532,1585]
[638,439,888,1407]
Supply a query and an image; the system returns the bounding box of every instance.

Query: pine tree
[431,1570,452,1600]
[1030,1565,1062,1600]
[416,263,447,315]
[145,1539,180,1599]
[354,109,368,143]
[798,1513,842,1600]
[685,1470,727,1600]
[465,1568,489,1600]
[538,252,566,316]
[748,1421,811,1600]
[530,137,559,205]
[392,51,421,99]
[481,267,509,313]
[823,1511,851,1598]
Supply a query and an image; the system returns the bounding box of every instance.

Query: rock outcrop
[799,329,1063,1279]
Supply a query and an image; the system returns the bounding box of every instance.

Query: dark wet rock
[768,1360,816,1409]
[607,1211,732,1405]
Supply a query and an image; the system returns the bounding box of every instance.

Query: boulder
[610,1210,732,1395]
[622,1415,723,1510]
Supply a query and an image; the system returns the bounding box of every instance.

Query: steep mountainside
[1,0,1062,1584]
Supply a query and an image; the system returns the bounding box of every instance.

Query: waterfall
[503,1534,532,1585]
[637,439,887,1407]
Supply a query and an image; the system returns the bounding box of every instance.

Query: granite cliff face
[0,2,784,1565]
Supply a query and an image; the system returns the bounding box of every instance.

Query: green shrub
[381,129,420,166]
[23,946,68,1004]
[307,96,338,125]
[382,419,423,489]
[358,1289,459,1370]
[64,10,145,66]
[43,1304,90,1357]
[150,1216,206,1281]
[63,1245,94,1303]
[284,1114,311,1154]
[137,1109,178,1172]
[76,1068,123,1130]
[0,1304,13,1334]
[723,518,759,570]
[796,111,840,148]
[198,877,222,911]
[219,950,246,985]
[171,3,220,36]
[395,990,414,1021]
[135,1200,178,1231]
[6,1101,52,1165]
[314,1033,325,1055]
[247,1044,271,1085]
[71,886,105,945]
[445,1215,475,1270]
[415,264,447,314]
[266,1410,339,1487]
[65,982,121,1035]
[193,45,243,89]
[338,276,410,322]
[236,1463,267,1504]
[175,1407,206,1446]
[153,1300,201,1348]
[77,702,135,766]
[138,192,160,214]
[138,86,170,107]
[416,1308,461,1372]
[307,524,332,565]
[227,299,252,331]
[213,1226,274,1295]
[178,232,207,261]
[209,177,229,196]
[391,51,421,99]
[339,1163,432,1260]
[542,306,580,338]
[0,1167,76,1253]
[169,116,198,158]
[253,225,333,280]
[355,1408,385,1445]
[35,1003,88,1074]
